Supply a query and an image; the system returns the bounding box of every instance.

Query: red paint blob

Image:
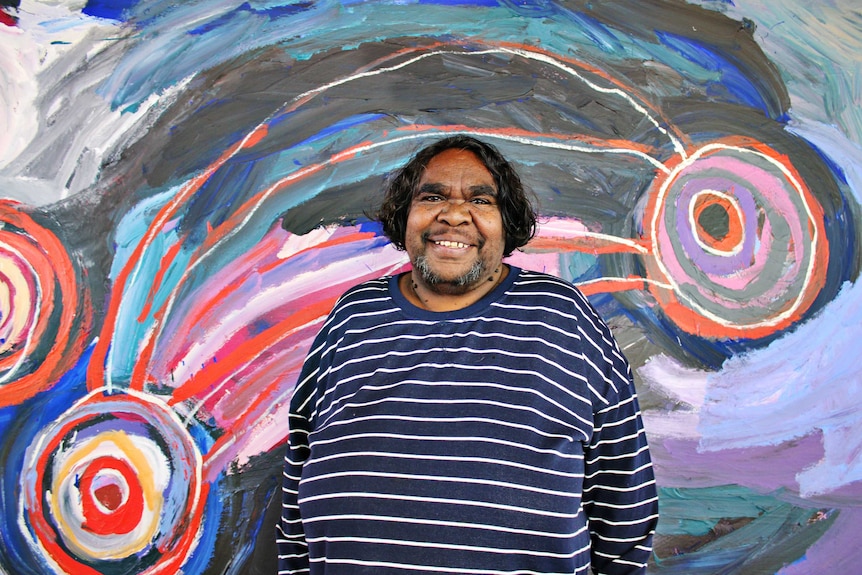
[79,457,146,536]
[94,483,124,512]
[0,10,17,27]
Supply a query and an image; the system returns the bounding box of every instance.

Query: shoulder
[507,269,614,341]
[512,268,579,292]
[509,269,594,312]
[510,271,634,402]
[336,276,391,306]
[322,276,397,331]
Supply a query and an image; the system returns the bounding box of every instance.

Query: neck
[401,264,508,312]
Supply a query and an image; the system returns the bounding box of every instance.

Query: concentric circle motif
[21,389,204,575]
[0,199,91,407]
[642,139,829,339]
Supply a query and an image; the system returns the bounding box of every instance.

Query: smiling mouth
[433,240,471,249]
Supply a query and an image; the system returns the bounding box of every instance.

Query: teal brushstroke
[659,484,778,536]
[654,485,836,574]
[95,1,679,111]
[110,186,191,383]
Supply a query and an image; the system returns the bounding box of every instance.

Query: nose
[437,198,472,225]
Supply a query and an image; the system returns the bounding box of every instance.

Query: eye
[416,193,444,203]
[470,195,498,208]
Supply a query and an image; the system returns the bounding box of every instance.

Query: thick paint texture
[0,1,860,574]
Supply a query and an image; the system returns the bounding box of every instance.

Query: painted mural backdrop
[1,0,860,573]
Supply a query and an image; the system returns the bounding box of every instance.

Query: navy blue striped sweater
[278,267,658,574]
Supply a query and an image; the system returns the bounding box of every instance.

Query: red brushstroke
[640,136,829,339]
[88,124,270,390]
[526,235,649,255]
[24,392,205,575]
[79,457,145,536]
[0,201,92,407]
[0,9,17,27]
[167,296,337,406]
[578,276,647,297]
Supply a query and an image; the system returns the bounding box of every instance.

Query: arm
[276,344,322,574]
[583,337,659,574]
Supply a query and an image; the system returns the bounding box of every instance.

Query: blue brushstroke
[421,0,500,6]
[188,1,315,35]
[295,113,388,146]
[82,0,138,21]
[656,31,772,116]
[180,484,224,574]
[357,219,384,235]
[497,0,557,16]
[0,346,93,574]
[562,9,628,54]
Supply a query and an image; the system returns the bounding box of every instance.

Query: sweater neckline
[388,266,520,320]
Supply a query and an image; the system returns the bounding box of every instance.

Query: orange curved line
[577,276,647,296]
[127,160,365,390]
[643,136,830,339]
[401,122,661,157]
[0,235,55,371]
[110,37,692,393]
[137,240,184,323]
[131,118,661,391]
[0,201,92,407]
[88,124,270,390]
[166,296,337,406]
[493,39,691,149]
[525,235,650,255]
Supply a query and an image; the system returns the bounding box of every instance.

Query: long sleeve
[276,339,323,574]
[275,271,659,574]
[582,333,659,575]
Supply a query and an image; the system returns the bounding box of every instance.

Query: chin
[414,256,485,289]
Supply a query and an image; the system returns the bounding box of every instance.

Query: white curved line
[496,45,686,158]
[0,244,42,385]
[112,43,681,384]
[650,142,821,330]
[575,276,674,291]
[687,189,746,257]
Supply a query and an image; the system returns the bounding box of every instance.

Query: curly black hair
[376,135,537,257]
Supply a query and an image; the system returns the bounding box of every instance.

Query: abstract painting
[0,0,859,573]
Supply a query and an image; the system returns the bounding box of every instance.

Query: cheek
[403,211,419,237]
[479,215,505,244]
[403,213,426,252]
[405,207,439,235]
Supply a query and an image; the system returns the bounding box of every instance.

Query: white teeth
[435,240,470,249]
